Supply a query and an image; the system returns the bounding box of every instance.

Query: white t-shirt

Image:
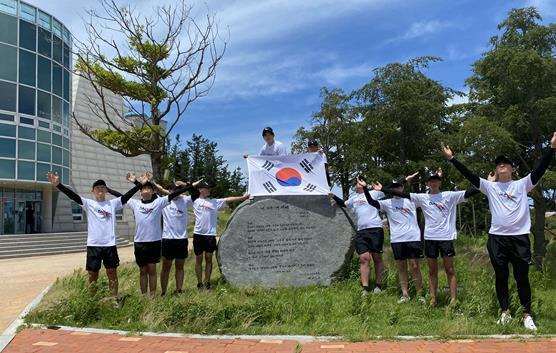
[344,191,385,231]
[81,197,123,247]
[378,198,421,243]
[126,196,170,242]
[410,191,467,240]
[480,175,534,236]
[193,198,227,236]
[162,196,193,239]
[259,140,288,156]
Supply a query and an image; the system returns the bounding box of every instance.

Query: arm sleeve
[531,148,555,185]
[464,188,481,199]
[168,183,192,201]
[107,187,123,198]
[121,184,141,205]
[362,187,381,209]
[449,158,480,188]
[332,195,346,208]
[382,188,410,199]
[56,183,83,205]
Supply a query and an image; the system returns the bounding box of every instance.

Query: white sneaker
[361,289,369,298]
[397,295,410,304]
[372,287,382,294]
[523,316,537,331]
[418,296,426,303]
[497,312,512,325]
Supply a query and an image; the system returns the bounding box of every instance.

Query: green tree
[466,7,556,265]
[73,0,226,180]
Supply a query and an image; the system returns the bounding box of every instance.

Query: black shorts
[487,234,532,267]
[354,228,384,255]
[161,238,189,260]
[391,241,424,261]
[424,240,456,258]
[134,240,161,267]
[193,234,217,256]
[86,246,119,272]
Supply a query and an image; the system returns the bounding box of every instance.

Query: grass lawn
[25,216,556,339]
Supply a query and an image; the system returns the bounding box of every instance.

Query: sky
[31,0,556,174]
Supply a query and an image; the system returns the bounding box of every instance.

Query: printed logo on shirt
[170,206,184,214]
[95,208,112,219]
[139,206,155,214]
[498,192,517,202]
[394,206,414,215]
[355,200,368,206]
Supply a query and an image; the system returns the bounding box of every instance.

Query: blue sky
[34,0,556,174]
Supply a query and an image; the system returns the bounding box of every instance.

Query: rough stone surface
[217,195,355,288]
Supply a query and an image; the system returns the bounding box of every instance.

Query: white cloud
[383,19,455,45]
[446,89,469,106]
[526,0,556,16]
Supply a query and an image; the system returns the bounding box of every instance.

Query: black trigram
[299,158,314,173]
[263,181,277,193]
[303,183,317,192]
[262,161,274,171]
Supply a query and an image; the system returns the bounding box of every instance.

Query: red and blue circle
[275,168,302,187]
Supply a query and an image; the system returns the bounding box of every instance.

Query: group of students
[47,171,249,298]
[329,132,556,331]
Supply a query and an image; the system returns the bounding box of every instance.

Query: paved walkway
[4,329,556,353]
[0,247,135,332]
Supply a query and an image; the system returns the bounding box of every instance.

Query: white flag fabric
[247,153,329,196]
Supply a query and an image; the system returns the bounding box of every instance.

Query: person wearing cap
[307,139,331,187]
[372,168,481,307]
[259,127,288,156]
[46,171,146,298]
[329,176,386,297]
[123,173,200,297]
[358,173,425,304]
[442,131,556,331]
[192,181,250,289]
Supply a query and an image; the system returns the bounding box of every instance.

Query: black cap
[425,172,442,182]
[262,127,274,136]
[197,181,210,189]
[92,179,106,189]
[308,139,319,147]
[389,179,405,188]
[495,155,515,167]
[357,175,367,183]
[168,183,179,192]
[141,181,155,190]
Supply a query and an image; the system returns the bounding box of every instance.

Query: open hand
[487,172,497,182]
[356,176,367,188]
[372,181,383,191]
[551,131,556,149]
[47,171,60,186]
[126,172,136,183]
[440,143,454,160]
[139,174,149,185]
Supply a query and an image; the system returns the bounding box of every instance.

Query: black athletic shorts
[161,238,189,260]
[487,234,532,267]
[193,234,217,255]
[391,241,424,261]
[86,246,119,272]
[134,240,162,267]
[354,227,384,255]
[424,240,456,258]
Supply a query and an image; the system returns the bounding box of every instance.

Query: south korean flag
[247,153,329,196]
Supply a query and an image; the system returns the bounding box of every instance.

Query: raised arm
[107,187,123,198]
[176,179,202,202]
[154,183,171,196]
[329,193,346,207]
[48,171,82,205]
[121,183,142,204]
[357,177,380,209]
[531,132,556,185]
[464,188,481,199]
[168,182,193,202]
[371,180,410,199]
[441,143,481,188]
[225,194,250,204]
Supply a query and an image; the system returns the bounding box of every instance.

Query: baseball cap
[140,181,155,190]
[262,127,274,136]
[308,139,319,147]
[92,179,107,189]
[425,172,442,181]
[494,155,515,167]
[389,179,406,188]
[197,181,210,189]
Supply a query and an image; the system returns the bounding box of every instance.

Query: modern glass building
[0,0,72,234]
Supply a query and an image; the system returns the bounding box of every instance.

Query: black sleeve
[189,185,200,202]
[324,163,331,187]
[464,188,481,199]
[107,187,123,198]
[168,183,192,202]
[332,195,346,208]
[362,187,381,209]
[531,148,555,185]
[449,158,480,188]
[121,184,141,205]
[382,188,410,199]
[56,183,83,205]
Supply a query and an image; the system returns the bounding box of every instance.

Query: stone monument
[217,195,355,287]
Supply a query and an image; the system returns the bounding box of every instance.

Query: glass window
[51,164,61,178]
[52,63,62,96]
[0,113,14,122]
[37,142,49,162]
[0,0,17,16]
[17,160,34,180]
[37,91,50,119]
[0,159,15,178]
[0,122,15,137]
[20,3,35,23]
[62,149,69,166]
[38,121,49,129]
[37,27,51,57]
[18,86,35,116]
[37,56,51,91]
[0,81,16,112]
[19,49,36,86]
[19,116,33,125]
[19,20,36,52]
[38,10,50,30]
[62,167,69,184]
[18,140,35,159]
[52,19,62,37]
[0,43,16,81]
[63,43,69,68]
[36,162,49,181]
[18,126,34,139]
[62,27,70,44]
[52,124,61,132]
[63,101,70,126]
[52,35,62,63]
[52,146,62,164]
[52,96,62,123]
[71,201,82,221]
[62,137,69,149]
[52,133,62,146]
[0,12,16,44]
[37,129,49,143]
[63,69,69,101]
[0,137,15,157]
